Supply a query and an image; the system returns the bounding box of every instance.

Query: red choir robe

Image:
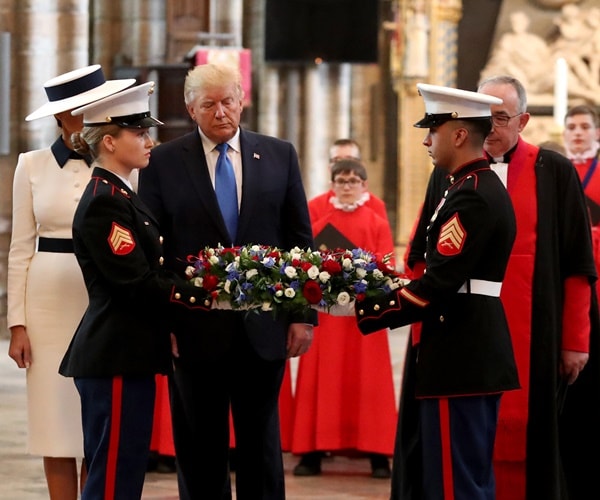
[572,155,600,299]
[278,189,393,453]
[150,375,175,456]
[289,202,398,456]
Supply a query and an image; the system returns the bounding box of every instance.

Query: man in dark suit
[138,63,316,500]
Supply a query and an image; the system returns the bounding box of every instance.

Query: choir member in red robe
[290,159,398,479]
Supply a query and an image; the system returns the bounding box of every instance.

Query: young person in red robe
[290,158,398,478]
[564,105,600,299]
[307,138,389,224]
[280,137,392,461]
[405,76,600,500]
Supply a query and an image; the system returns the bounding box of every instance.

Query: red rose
[222,247,238,256]
[322,258,342,275]
[202,274,219,291]
[299,261,313,271]
[356,292,366,302]
[302,280,323,304]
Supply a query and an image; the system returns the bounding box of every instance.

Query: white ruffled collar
[329,192,371,212]
[568,142,600,164]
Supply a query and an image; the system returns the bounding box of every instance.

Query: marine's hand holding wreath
[185,244,408,316]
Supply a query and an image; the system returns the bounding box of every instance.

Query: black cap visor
[85,111,163,128]
[413,112,456,128]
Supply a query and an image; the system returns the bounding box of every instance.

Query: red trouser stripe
[105,376,123,500]
[439,399,455,500]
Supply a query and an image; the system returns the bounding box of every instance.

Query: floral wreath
[185,244,407,316]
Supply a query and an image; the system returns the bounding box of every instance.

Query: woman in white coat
[7,65,133,500]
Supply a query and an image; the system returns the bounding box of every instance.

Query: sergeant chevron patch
[108,222,136,255]
[437,213,465,256]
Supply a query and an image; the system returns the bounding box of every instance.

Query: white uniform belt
[457,279,502,297]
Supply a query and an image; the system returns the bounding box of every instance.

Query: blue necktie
[215,143,238,243]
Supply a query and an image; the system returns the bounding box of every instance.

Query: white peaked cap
[72,81,163,128]
[414,83,503,128]
[25,65,135,121]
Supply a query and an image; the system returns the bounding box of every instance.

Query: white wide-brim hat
[414,83,503,128]
[25,64,135,121]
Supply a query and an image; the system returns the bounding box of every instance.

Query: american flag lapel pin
[253,152,260,159]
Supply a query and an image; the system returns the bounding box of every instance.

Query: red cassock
[150,375,175,456]
[289,203,398,456]
[493,141,596,500]
[572,157,600,299]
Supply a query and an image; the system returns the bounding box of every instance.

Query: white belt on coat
[457,279,502,297]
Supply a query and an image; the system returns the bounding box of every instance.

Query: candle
[553,57,568,128]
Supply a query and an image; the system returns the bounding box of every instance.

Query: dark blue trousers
[75,376,155,500]
[420,394,501,500]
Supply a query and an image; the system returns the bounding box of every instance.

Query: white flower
[275,289,283,298]
[193,277,203,287]
[246,268,259,280]
[251,244,261,252]
[307,265,320,279]
[336,291,351,305]
[209,255,220,265]
[224,280,232,293]
[356,267,367,279]
[319,271,331,283]
[289,249,303,261]
[185,266,196,278]
[284,265,298,279]
[284,287,296,298]
[342,257,353,271]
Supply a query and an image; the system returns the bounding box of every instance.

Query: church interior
[0,1,599,497]
[0,0,598,332]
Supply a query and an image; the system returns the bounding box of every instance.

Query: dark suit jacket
[60,168,208,378]
[138,128,315,361]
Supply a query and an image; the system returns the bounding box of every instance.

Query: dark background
[265,0,380,64]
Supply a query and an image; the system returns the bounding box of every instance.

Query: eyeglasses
[333,179,363,187]
[491,113,523,127]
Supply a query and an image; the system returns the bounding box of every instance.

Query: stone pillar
[209,0,243,46]
[430,0,462,87]
[258,68,281,138]
[396,0,463,247]
[330,64,352,140]
[303,65,331,201]
[19,0,90,150]
[90,1,122,72]
[124,0,166,66]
